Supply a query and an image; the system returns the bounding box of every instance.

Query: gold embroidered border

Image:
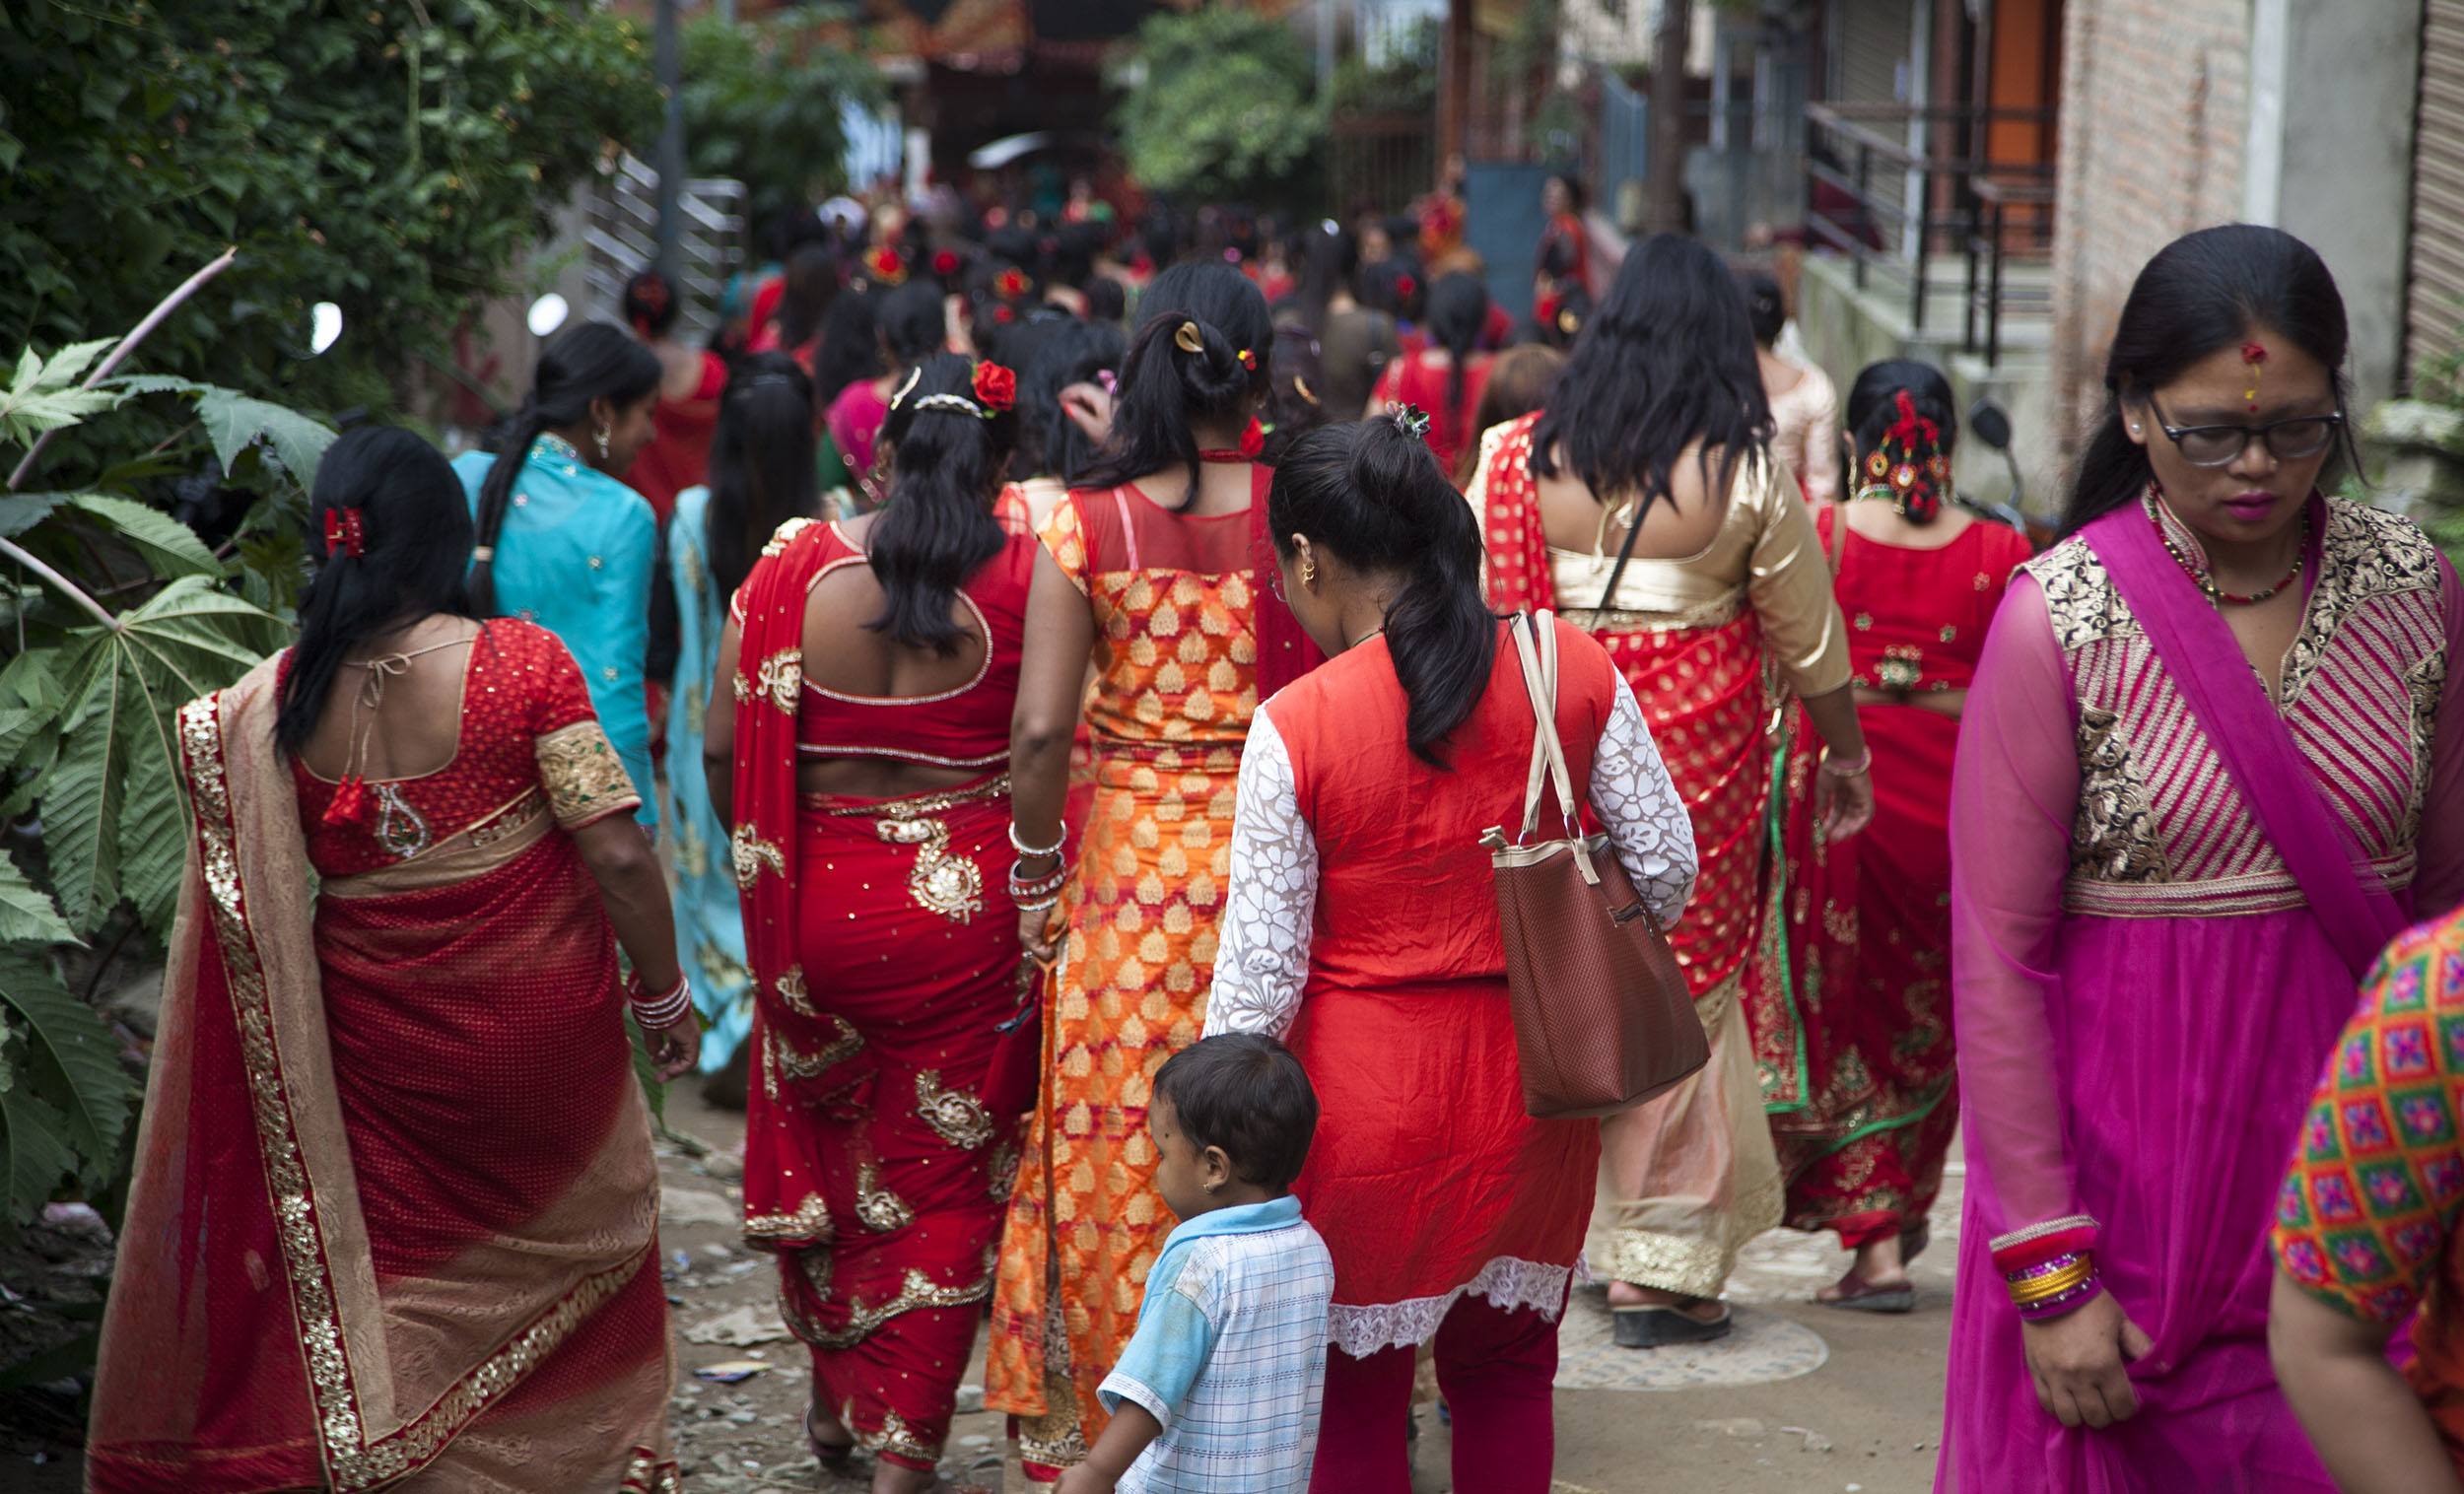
[916,1069,995,1151]
[730,823,787,888]
[793,1247,998,1350]
[774,963,818,1018]
[536,719,641,830]
[854,1157,915,1233]
[2063,851,2414,919]
[762,515,818,557]
[804,773,1013,818]
[776,1015,865,1081]
[856,1406,942,1466]
[742,1191,833,1247]
[180,696,646,1490]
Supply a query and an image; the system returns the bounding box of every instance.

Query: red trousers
[1310,1293,1562,1494]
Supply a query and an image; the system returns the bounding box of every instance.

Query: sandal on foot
[1817,1277,1915,1314]
[804,1406,857,1472]
[1611,1303,1732,1348]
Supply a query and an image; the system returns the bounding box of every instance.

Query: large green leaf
[0,646,65,769]
[0,494,68,540]
[43,644,126,935]
[0,852,76,947]
[32,339,118,390]
[0,949,134,1186]
[67,493,219,578]
[116,657,188,936]
[0,1082,79,1227]
[196,388,336,487]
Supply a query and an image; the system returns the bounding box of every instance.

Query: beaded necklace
[2146,489,2306,606]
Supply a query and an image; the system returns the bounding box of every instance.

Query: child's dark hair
[470,321,659,615]
[1152,1033,1319,1193]
[278,426,478,752]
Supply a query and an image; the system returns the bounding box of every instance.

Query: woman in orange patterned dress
[1467,235,1871,1347]
[987,262,1318,1484]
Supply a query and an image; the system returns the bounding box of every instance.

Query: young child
[1057,1033,1336,1494]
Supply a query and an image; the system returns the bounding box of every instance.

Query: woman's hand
[642,1016,701,1082]
[1018,905,1058,964]
[1059,381,1114,444]
[1814,762,1875,843]
[2021,1292,2153,1429]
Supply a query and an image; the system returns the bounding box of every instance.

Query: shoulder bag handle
[1511,611,1584,851]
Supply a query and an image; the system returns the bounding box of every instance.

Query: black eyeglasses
[2145,394,2344,468]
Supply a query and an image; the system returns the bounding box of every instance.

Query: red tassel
[323,775,370,828]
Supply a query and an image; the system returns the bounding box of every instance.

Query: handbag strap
[1512,610,1593,854]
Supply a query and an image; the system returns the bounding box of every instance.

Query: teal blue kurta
[453,433,658,825]
[660,485,753,1069]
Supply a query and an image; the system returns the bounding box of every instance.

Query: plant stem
[7,245,239,493]
[0,536,119,632]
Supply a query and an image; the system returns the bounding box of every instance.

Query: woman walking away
[624,269,730,525]
[707,353,1037,1492]
[830,278,949,486]
[87,428,696,1494]
[663,352,817,1083]
[1209,417,1697,1493]
[1367,271,1493,475]
[1773,361,2033,1309]
[1466,234,1872,1347]
[455,320,663,827]
[990,262,1314,1487]
[1740,269,1840,504]
[1941,224,2464,1491]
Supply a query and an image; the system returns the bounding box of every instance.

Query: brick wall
[2048,0,2253,450]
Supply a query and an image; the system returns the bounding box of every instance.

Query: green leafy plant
[1332,18,1439,116]
[0,256,324,1231]
[1111,7,1325,209]
[682,10,882,233]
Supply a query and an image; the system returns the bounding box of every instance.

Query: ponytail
[1425,272,1489,436]
[867,352,1020,652]
[1077,261,1273,509]
[1268,417,1496,766]
[470,321,660,614]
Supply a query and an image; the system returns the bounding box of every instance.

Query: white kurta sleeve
[1588,676,1698,928]
[1200,706,1319,1040]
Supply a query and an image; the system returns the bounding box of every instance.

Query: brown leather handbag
[1485,610,1707,1120]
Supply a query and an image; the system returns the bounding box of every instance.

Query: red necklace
[1195,449,1250,463]
[2147,491,2307,606]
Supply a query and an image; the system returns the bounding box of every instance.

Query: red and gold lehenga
[1469,414,1850,1300]
[87,621,675,1494]
[728,516,1037,1473]
[1770,512,2034,1247]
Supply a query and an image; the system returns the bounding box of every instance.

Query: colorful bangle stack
[1008,822,1067,912]
[2007,1251,2102,1321]
[629,973,694,1030]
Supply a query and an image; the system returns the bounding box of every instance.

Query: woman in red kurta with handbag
[1767,362,2035,1310]
[1203,414,1699,1493]
[87,427,697,1494]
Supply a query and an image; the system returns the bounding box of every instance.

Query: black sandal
[1611,1302,1733,1348]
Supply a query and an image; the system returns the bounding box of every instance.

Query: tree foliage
[0,0,659,444]
[682,11,881,234]
[1111,8,1324,210]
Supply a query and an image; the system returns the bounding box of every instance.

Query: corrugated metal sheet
[2408,0,2464,382]
[1833,0,1916,105]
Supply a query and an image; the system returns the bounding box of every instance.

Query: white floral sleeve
[1590,677,1698,928]
[1200,707,1319,1040]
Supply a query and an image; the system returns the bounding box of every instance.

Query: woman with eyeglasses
[1939,224,2464,1490]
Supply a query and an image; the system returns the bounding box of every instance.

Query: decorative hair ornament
[994,266,1031,301]
[1851,389,1949,523]
[1394,404,1433,441]
[1096,368,1118,394]
[887,364,925,412]
[1557,307,1580,335]
[2240,339,2269,412]
[1174,319,1205,355]
[1293,374,1318,405]
[323,507,368,559]
[1238,416,1266,459]
[865,246,907,286]
[1395,272,1417,300]
[1236,347,1257,372]
[993,305,1015,324]
[973,360,1018,412]
[932,248,962,277]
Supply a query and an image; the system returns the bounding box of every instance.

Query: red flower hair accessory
[994,305,1015,324]
[323,507,367,558]
[932,248,961,277]
[865,247,907,286]
[1854,389,1949,523]
[973,361,1017,412]
[1237,416,1265,459]
[1395,272,1417,300]
[994,266,1030,301]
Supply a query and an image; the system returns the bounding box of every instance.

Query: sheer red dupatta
[729,517,844,1250]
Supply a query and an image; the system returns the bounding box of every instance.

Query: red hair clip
[973,361,1017,412]
[1236,348,1256,372]
[1395,272,1416,300]
[323,507,367,558]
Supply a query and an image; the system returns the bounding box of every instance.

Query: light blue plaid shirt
[1098,1195,1335,1493]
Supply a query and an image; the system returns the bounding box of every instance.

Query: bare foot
[1606,1281,1727,1324]
[807,1397,856,1461]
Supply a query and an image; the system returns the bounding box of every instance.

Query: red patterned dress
[88,621,674,1494]
[728,516,1037,1473]
[1772,513,2035,1246]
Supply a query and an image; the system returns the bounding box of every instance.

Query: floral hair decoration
[1856,389,1952,523]
[889,362,1014,421]
[932,248,962,277]
[1236,347,1257,372]
[973,361,1017,412]
[865,246,907,286]
[994,266,1031,301]
[1238,416,1266,459]
[323,507,368,558]
[1395,272,1417,300]
[1394,404,1433,442]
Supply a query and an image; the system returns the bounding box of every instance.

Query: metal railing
[1804,102,2056,366]
[585,154,748,343]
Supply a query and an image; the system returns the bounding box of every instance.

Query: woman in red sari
[623,269,729,526]
[1772,362,2034,1308]
[708,353,1036,1492]
[87,427,697,1494]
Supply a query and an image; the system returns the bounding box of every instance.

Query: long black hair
[1530,234,1771,523]
[1075,261,1272,509]
[1425,271,1490,426]
[470,321,660,614]
[277,427,477,752]
[2063,223,2354,536]
[1021,317,1127,482]
[1269,416,1495,767]
[876,279,948,373]
[867,352,1019,653]
[773,241,842,352]
[706,353,819,604]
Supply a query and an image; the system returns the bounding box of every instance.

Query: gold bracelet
[2008,1259,2094,1307]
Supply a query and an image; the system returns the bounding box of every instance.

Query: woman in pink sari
[1941,225,2464,1490]
[86,428,699,1493]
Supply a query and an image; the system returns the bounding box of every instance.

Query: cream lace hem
[1325,1256,1573,1359]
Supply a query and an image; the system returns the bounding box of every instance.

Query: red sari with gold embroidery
[87,622,674,1494]
[729,516,1035,1473]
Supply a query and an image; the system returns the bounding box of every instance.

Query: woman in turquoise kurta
[456,322,664,826]
[662,352,821,1071]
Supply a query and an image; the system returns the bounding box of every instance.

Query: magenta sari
[1939,493,2464,1492]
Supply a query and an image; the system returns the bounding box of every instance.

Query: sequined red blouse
[1816,509,2036,695]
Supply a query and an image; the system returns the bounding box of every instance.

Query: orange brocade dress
[986,481,1266,1474]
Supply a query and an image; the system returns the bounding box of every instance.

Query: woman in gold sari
[86,427,697,1493]
[1468,236,1870,1346]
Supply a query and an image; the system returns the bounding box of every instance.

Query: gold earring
[1301,560,1319,586]
[594,426,611,459]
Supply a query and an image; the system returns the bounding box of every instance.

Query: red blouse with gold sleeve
[289,619,642,878]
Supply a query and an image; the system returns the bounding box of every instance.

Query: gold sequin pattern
[762,515,818,557]
[854,1157,915,1233]
[741,1191,833,1246]
[730,823,787,889]
[875,813,985,923]
[915,1069,995,1151]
